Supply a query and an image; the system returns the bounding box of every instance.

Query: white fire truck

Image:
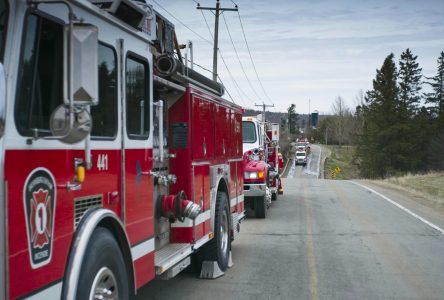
[0,0,245,298]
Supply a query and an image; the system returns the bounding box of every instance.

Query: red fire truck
[242,116,283,218]
[0,0,245,299]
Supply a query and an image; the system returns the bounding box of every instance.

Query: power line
[196,0,238,81]
[218,49,251,106]
[182,57,213,74]
[222,13,265,103]
[200,9,253,106]
[217,75,235,104]
[237,9,274,105]
[153,0,242,105]
[152,0,212,45]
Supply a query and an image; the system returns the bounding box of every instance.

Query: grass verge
[323,145,360,180]
[322,144,444,208]
[371,172,444,209]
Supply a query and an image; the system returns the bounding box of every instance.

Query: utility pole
[255,102,274,123]
[197,0,238,81]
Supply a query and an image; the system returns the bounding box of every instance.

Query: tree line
[312,49,444,178]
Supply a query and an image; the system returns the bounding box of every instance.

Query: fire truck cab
[0,0,245,299]
[242,116,271,218]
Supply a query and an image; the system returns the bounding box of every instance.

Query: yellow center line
[303,180,319,300]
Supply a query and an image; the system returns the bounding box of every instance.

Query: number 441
[97,154,109,171]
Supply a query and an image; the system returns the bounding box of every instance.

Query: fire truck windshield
[242,121,257,143]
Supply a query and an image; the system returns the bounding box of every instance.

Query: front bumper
[243,183,267,197]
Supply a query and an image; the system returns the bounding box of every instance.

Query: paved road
[287,144,321,179]
[136,150,444,299]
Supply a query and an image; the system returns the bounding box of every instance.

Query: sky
[153,0,444,115]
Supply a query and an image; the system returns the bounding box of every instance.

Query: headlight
[244,172,258,179]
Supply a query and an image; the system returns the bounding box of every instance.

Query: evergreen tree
[287,104,298,134]
[423,52,444,171]
[424,51,444,127]
[398,48,422,113]
[397,49,424,171]
[413,107,433,170]
[356,53,405,178]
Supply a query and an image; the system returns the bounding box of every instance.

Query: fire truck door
[121,49,154,265]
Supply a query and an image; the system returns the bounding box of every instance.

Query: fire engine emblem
[23,168,56,269]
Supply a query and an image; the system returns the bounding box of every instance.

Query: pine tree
[413,107,433,170]
[397,49,424,171]
[356,53,405,178]
[399,48,422,113]
[423,52,444,170]
[424,51,444,127]
[287,104,298,134]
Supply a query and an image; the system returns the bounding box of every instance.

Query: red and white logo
[24,168,56,268]
[30,189,52,248]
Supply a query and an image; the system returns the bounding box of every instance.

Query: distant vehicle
[295,151,307,166]
[296,142,306,151]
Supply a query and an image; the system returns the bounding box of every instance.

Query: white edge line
[131,238,155,261]
[281,156,291,177]
[316,145,322,179]
[349,181,444,234]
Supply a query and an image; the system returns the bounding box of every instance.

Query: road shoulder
[353,180,444,233]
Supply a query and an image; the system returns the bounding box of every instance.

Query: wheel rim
[89,267,119,300]
[220,209,229,257]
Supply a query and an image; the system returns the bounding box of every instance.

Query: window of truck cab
[125,53,150,140]
[15,12,118,139]
[91,43,118,139]
[242,121,257,143]
[15,12,64,136]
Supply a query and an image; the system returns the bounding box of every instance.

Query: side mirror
[50,105,92,144]
[64,23,99,106]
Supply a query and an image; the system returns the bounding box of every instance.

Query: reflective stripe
[26,282,63,300]
[131,237,155,261]
[230,195,244,208]
[171,209,211,228]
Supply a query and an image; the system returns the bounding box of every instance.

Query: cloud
[156,0,444,113]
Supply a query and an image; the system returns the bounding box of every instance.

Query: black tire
[255,195,267,218]
[271,191,277,201]
[198,191,231,271]
[76,227,129,300]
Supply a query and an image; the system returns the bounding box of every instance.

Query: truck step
[158,257,191,280]
[155,243,192,275]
